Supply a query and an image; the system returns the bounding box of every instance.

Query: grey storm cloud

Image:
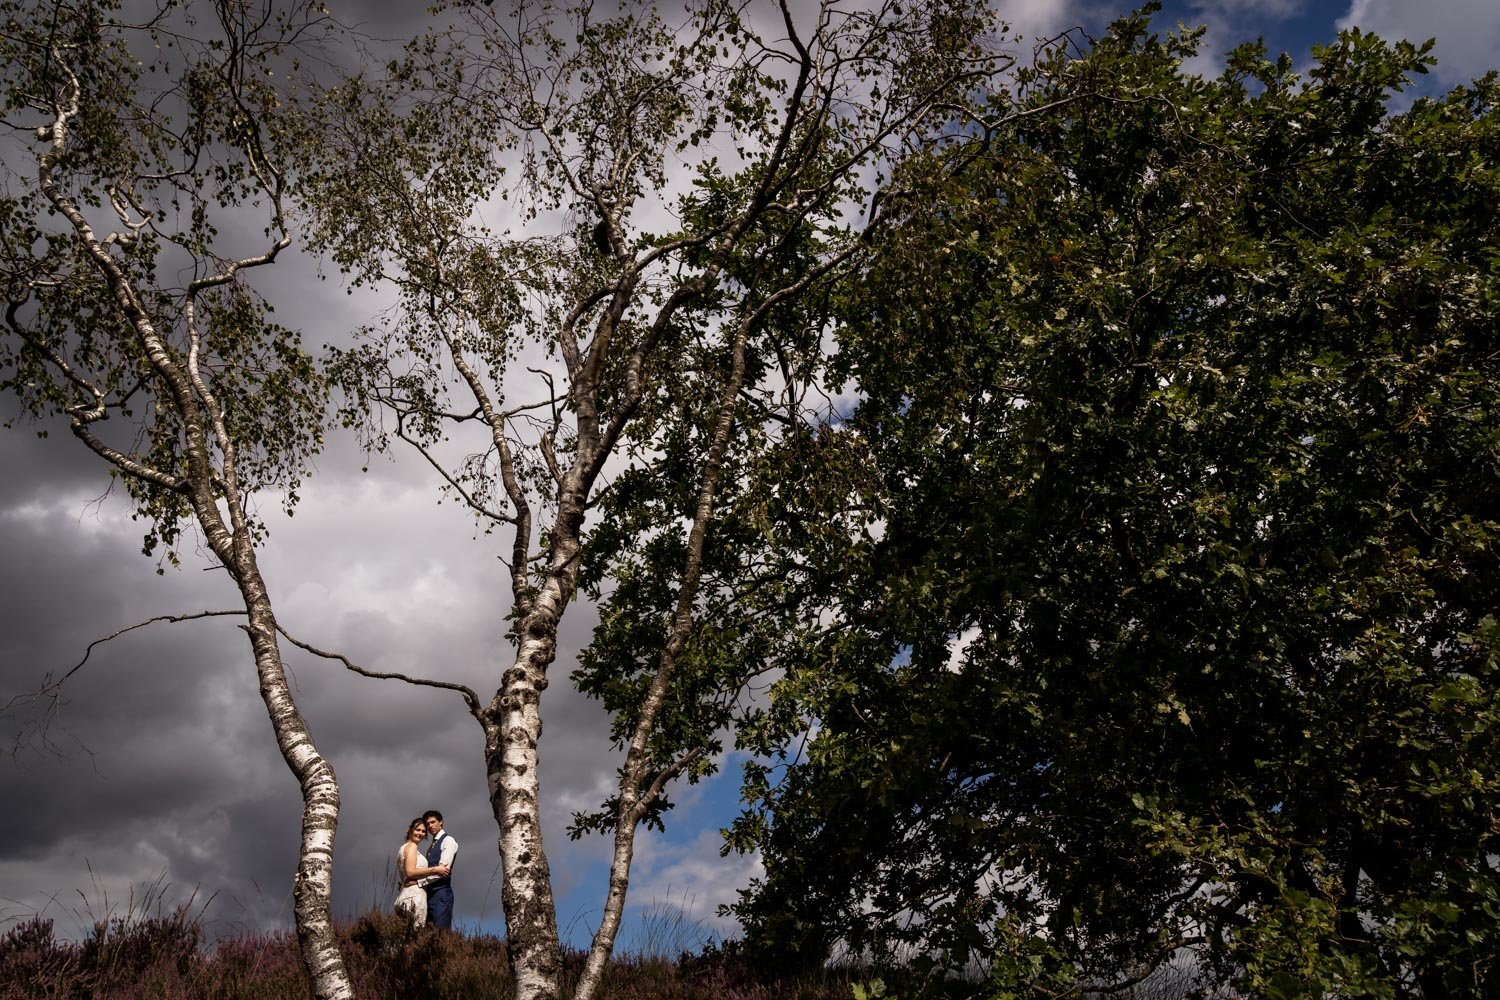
[0,428,621,934]
[0,170,623,939]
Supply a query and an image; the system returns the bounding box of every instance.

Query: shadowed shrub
[346,909,513,998]
[0,916,75,998]
[0,906,855,999]
[79,907,203,988]
[202,931,311,999]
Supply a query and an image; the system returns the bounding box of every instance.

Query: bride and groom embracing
[395,810,458,930]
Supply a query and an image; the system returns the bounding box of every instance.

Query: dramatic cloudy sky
[3,0,1497,951]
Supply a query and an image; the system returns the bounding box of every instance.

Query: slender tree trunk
[161,401,353,999]
[575,810,639,1000]
[234,563,351,1000]
[177,371,352,1000]
[484,496,588,1000]
[573,315,754,1000]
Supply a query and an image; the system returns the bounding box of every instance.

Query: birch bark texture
[299,2,1005,997]
[0,3,351,997]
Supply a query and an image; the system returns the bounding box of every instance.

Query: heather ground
[0,907,853,1000]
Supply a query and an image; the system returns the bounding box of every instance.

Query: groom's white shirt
[431,831,458,873]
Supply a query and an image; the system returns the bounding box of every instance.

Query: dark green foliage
[728,8,1500,997]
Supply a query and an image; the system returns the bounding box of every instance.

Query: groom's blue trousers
[426,885,454,930]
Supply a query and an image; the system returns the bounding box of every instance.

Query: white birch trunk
[230,555,352,1000]
[483,496,587,1000]
[33,71,356,998]
[141,334,356,1000]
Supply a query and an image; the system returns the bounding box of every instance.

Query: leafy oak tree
[720,10,1500,997]
[0,2,353,996]
[294,1,1004,997]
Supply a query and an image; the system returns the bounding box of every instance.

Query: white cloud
[1339,0,1500,86]
[946,625,981,673]
[623,827,762,950]
[996,0,1094,42]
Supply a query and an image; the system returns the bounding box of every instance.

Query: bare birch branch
[274,625,485,720]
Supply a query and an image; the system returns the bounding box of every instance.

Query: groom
[422,809,458,930]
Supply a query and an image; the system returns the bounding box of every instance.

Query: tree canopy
[722,10,1500,997]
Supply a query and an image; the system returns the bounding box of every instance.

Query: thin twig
[1,610,247,759]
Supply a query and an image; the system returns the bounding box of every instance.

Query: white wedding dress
[394,843,428,928]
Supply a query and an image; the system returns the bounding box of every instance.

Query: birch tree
[298,1,1002,996]
[0,2,352,996]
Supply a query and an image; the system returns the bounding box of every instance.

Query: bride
[394,816,449,928]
